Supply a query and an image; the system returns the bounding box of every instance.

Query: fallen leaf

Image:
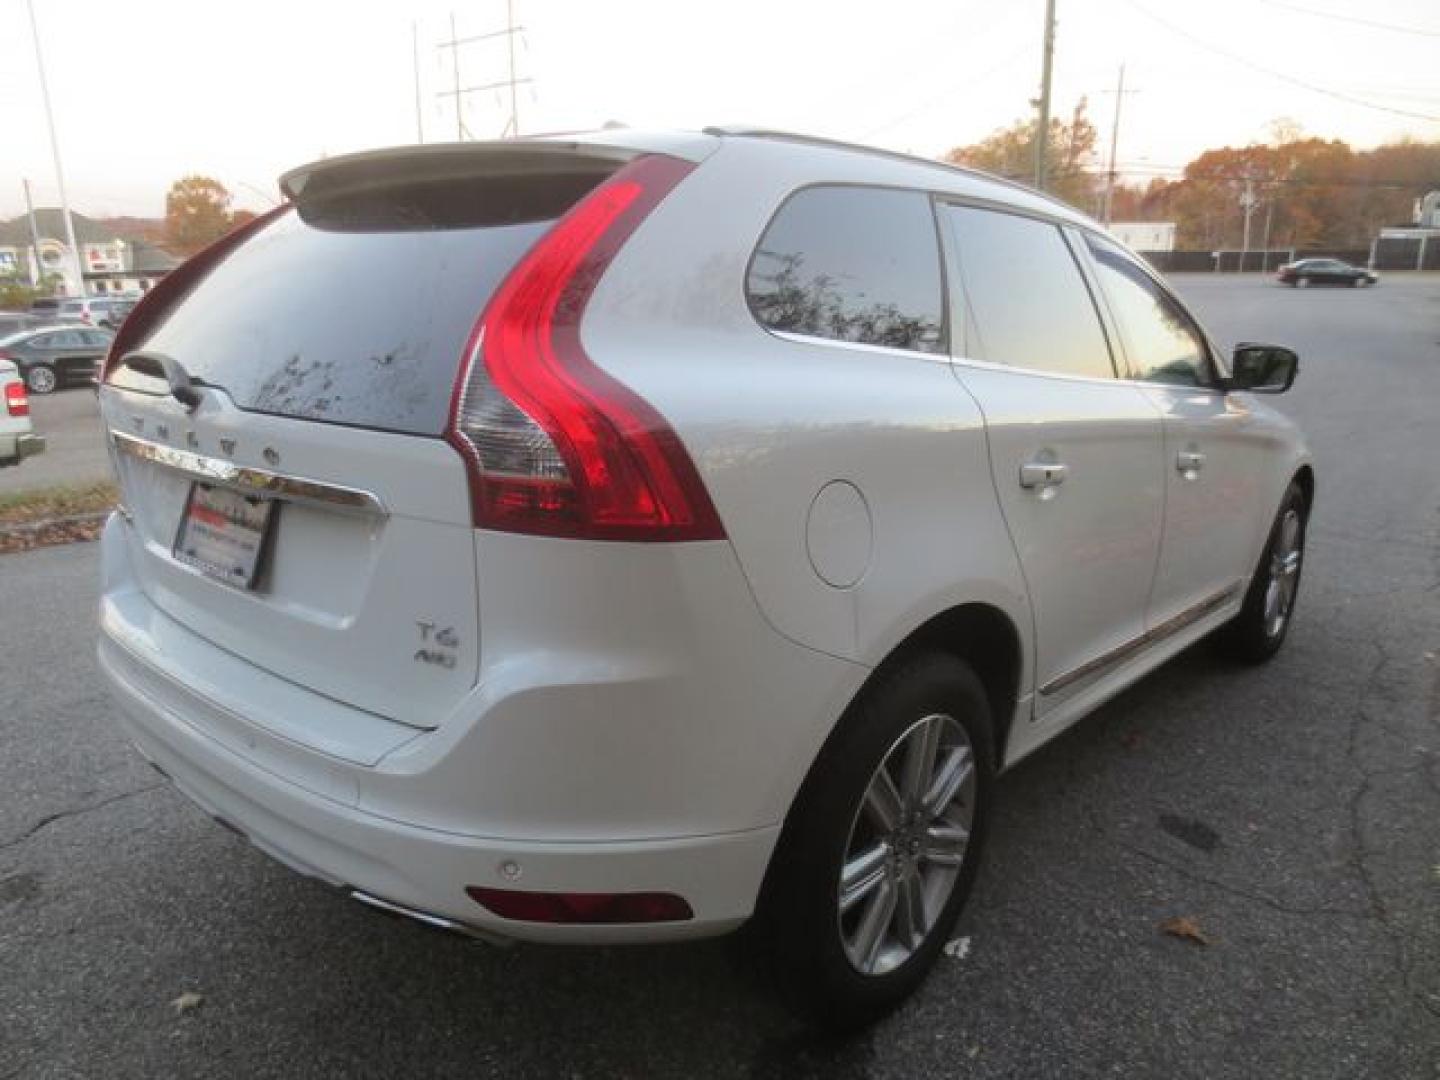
[1159,916,1211,946]
[170,991,205,1014]
[942,936,972,960]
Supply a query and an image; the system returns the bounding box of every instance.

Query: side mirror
[1228,343,1298,394]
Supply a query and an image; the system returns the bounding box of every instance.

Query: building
[0,209,179,296]
[1108,221,1177,252]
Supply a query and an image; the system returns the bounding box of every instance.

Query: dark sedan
[1277,258,1379,288]
[0,325,114,394]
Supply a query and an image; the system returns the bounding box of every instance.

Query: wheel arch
[1292,464,1315,513]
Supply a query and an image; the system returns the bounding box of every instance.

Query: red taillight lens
[466,886,693,924]
[447,155,723,542]
[102,204,289,383]
[5,382,28,417]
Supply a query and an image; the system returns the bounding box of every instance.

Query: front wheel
[1217,481,1308,663]
[757,653,994,1028]
[1297,276,1311,288]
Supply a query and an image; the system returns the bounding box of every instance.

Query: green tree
[944,99,1100,211]
[164,175,236,256]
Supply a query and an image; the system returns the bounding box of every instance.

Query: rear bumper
[99,625,776,943]
[94,514,859,943]
[0,432,44,466]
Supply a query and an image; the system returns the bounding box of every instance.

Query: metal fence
[1138,249,1373,273]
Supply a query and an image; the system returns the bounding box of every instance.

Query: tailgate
[102,387,477,728]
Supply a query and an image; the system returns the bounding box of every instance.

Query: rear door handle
[1177,450,1206,475]
[1019,461,1068,489]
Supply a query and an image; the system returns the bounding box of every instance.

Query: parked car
[56,296,138,329]
[0,325,114,393]
[1276,258,1378,287]
[0,311,49,338]
[28,297,61,318]
[0,356,44,467]
[95,129,1311,1027]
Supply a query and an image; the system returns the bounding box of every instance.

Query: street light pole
[1033,0,1057,190]
[24,0,83,297]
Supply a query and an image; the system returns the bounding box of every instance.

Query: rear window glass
[746,185,945,354]
[110,166,614,436]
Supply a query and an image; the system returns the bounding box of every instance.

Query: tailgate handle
[120,350,204,413]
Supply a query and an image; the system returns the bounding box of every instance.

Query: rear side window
[943,205,1114,380]
[109,163,617,436]
[746,186,945,354]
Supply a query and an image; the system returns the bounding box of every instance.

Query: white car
[96,129,1311,1025]
[0,357,44,467]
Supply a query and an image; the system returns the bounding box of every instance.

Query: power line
[1118,0,1440,122]
[858,45,1031,140]
[1256,0,1440,38]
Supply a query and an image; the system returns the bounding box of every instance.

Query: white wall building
[1108,221,1177,252]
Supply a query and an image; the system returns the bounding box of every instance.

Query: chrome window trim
[110,431,387,517]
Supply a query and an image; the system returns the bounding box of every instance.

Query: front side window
[1086,234,1212,387]
[943,205,1115,379]
[746,186,945,354]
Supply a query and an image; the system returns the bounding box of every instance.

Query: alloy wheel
[1263,508,1303,638]
[838,713,976,976]
[26,365,57,394]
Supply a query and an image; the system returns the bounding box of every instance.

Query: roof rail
[701,125,1076,214]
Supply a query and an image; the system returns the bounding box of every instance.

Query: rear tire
[1217,481,1308,663]
[25,364,57,394]
[756,653,994,1029]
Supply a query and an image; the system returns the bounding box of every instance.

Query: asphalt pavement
[0,388,110,494]
[1,275,1437,1078]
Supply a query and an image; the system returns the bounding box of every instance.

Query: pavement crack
[1115,840,1375,920]
[0,782,165,852]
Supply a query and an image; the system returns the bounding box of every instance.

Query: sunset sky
[2,0,1437,219]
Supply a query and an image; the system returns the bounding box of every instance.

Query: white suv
[96,129,1311,1025]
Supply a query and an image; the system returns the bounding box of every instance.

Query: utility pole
[436,7,531,141]
[1239,174,1258,272]
[505,0,519,138]
[1033,0,1057,190]
[22,180,44,286]
[412,21,424,143]
[1260,190,1276,272]
[1101,64,1136,226]
[450,12,463,140]
[24,0,83,297]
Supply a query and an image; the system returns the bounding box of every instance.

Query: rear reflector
[5,382,28,417]
[447,154,724,542]
[466,886,694,924]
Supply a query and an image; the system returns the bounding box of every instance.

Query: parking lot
[2,275,1437,1078]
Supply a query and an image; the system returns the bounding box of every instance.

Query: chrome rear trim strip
[111,431,386,517]
[349,890,509,945]
[1039,584,1242,697]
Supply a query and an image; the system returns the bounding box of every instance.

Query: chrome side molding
[1039,584,1242,697]
[111,430,386,517]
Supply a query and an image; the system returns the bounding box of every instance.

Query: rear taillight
[102,204,289,383]
[446,155,723,542]
[5,382,28,417]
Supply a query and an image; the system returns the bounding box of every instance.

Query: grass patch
[0,480,118,526]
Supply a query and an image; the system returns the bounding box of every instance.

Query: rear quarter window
[746,185,946,354]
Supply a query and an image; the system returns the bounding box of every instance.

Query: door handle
[1176,450,1206,476]
[1019,461,1068,489]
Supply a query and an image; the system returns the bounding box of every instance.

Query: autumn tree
[164,175,236,256]
[944,99,1100,211]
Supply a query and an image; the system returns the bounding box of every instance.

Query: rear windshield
[110,164,614,436]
